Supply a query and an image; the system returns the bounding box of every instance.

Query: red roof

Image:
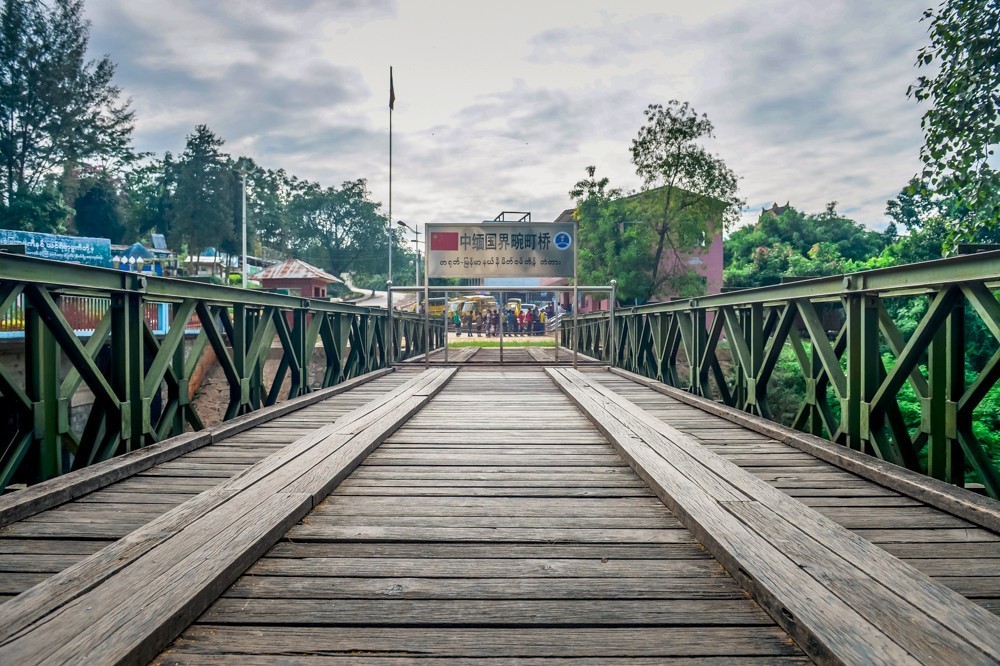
[257,258,344,284]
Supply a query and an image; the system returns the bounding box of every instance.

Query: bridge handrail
[561,250,1000,498]
[0,252,443,492]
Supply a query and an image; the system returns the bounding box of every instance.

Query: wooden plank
[0,553,89,572]
[299,514,679,528]
[0,492,312,666]
[311,496,671,517]
[199,598,771,626]
[606,366,1000,533]
[0,538,112,556]
[341,475,646,486]
[0,573,48,595]
[859,528,1000,543]
[808,506,975,530]
[730,499,1000,666]
[155,366,804,663]
[157,656,811,666]
[365,454,627,467]
[349,465,640,476]
[0,487,242,642]
[264,541,707,560]
[246,556,718,578]
[0,368,457,666]
[328,486,656,497]
[895,559,1000,576]
[286,525,690,543]
[222,574,745,600]
[0,368,394,527]
[881,542,1000,559]
[549,367,1000,665]
[165,626,802,659]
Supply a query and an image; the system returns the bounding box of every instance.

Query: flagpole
[388,66,393,286]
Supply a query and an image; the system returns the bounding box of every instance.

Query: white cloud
[84,0,931,236]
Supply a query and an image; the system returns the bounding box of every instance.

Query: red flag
[389,67,395,110]
[430,232,458,251]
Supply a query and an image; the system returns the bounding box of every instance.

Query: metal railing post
[609,279,617,366]
[386,281,393,367]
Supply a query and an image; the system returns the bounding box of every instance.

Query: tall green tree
[629,101,744,296]
[122,155,174,241]
[570,166,656,304]
[167,126,236,268]
[0,174,69,232]
[242,163,295,257]
[289,178,391,279]
[571,102,744,304]
[71,167,126,242]
[0,0,133,220]
[908,0,1000,243]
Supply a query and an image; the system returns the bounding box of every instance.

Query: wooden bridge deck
[0,370,420,601]
[0,363,998,664]
[583,369,1000,614]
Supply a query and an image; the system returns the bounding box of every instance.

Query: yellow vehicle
[447,297,469,318]
[461,295,498,316]
[505,298,522,315]
[424,297,447,317]
[401,297,447,316]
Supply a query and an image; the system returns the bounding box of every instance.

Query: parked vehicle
[447,297,469,318]
[461,295,498,316]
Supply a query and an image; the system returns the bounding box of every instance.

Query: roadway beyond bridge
[2,362,1000,664]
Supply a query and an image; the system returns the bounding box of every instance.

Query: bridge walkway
[0,366,998,663]
[0,369,422,601]
[159,367,803,662]
[581,368,1000,615]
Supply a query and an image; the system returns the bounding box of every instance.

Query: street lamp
[238,166,248,288]
[396,220,423,286]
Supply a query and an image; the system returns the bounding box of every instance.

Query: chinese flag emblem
[430,232,459,251]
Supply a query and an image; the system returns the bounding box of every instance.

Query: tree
[629,102,744,297]
[908,0,1000,243]
[723,203,889,288]
[570,166,656,304]
[122,155,174,241]
[167,126,236,268]
[71,167,126,242]
[0,0,133,216]
[289,178,392,280]
[243,164,295,257]
[571,102,744,304]
[0,174,69,232]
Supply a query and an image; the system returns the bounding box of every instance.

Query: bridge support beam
[25,298,61,480]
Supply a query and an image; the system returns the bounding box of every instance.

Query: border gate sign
[425,222,574,278]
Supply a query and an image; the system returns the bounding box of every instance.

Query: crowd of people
[452,304,556,337]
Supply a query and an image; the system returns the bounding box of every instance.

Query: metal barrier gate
[387,282,617,368]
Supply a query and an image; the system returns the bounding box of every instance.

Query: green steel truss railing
[562,251,1000,498]
[0,253,443,492]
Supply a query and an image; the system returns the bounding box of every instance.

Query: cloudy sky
[84,0,932,233]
